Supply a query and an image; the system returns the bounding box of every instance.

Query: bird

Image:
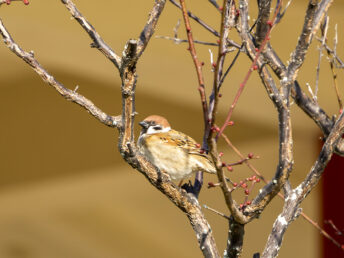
[137,115,216,181]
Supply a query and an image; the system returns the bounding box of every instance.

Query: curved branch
[262,111,344,258]
[0,18,121,128]
[61,0,122,69]
[237,0,293,221]
[263,36,344,156]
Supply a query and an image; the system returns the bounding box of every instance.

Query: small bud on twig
[227,166,233,172]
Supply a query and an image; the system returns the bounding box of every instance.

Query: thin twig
[322,23,343,110]
[61,0,122,69]
[325,219,343,236]
[204,204,230,219]
[315,37,344,68]
[0,0,28,5]
[302,215,343,249]
[156,35,218,46]
[207,0,248,225]
[315,15,329,102]
[208,0,220,10]
[169,0,241,48]
[275,0,293,24]
[217,0,281,140]
[179,0,209,145]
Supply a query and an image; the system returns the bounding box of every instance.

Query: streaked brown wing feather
[159,130,214,164]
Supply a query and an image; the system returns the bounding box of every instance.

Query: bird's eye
[153,126,162,130]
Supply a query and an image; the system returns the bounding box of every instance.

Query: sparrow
[138,115,216,181]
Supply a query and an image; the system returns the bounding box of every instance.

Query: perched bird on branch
[138,115,216,181]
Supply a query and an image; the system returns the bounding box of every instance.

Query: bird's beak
[139,121,149,129]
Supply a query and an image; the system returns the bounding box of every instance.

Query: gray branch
[262,111,344,258]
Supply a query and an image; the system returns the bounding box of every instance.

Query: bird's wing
[154,130,216,173]
[165,130,214,161]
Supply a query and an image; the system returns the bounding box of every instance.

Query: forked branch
[0,1,220,257]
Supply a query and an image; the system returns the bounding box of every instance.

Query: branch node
[73,85,79,93]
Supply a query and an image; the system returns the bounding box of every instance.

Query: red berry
[255,48,259,52]
[233,182,238,187]
[253,65,258,70]
[240,204,243,209]
[200,149,205,154]
[219,152,224,157]
[267,20,273,26]
[245,189,250,195]
[219,6,223,11]
[212,62,217,67]
[221,162,226,167]
[248,153,254,159]
[23,0,29,4]
[248,177,253,181]
[236,9,240,16]
[246,201,251,205]
[201,61,205,66]
[195,143,201,148]
[242,183,247,188]
[227,166,233,172]
[228,121,234,126]
[208,182,215,188]
[218,93,222,98]
[256,178,261,183]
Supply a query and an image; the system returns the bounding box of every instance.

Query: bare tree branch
[169,0,241,48]
[262,19,344,156]
[61,0,122,69]
[208,0,248,225]
[287,0,333,81]
[1,0,342,256]
[255,0,272,47]
[0,18,121,128]
[262,111,344,258]
[0,1,220,256]
[225,216,245,258]
[137,0,166,57]
[179,0,208,129]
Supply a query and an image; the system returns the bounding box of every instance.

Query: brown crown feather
[142,115,171,128]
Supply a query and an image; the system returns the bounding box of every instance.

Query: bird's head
[139,115,171,135]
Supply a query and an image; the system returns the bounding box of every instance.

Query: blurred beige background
[0,0,343,257]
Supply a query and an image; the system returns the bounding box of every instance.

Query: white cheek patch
[146,126,171,135]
